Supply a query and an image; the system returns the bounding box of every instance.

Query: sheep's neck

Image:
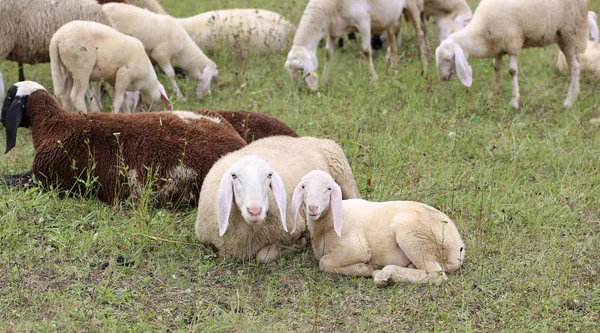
[26,92,70,150]
[308,207,335,259]
[452,29,491,59]
[293,3,330,52]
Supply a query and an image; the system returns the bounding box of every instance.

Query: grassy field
[2,0,600,331]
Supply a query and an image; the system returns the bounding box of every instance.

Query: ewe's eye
[231,173,237,179]
[327,187,332,191]
[301,185,305,189]
[268,173,273,179]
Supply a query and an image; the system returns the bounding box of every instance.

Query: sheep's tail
[49,38,69,103]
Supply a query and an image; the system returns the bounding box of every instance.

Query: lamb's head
[435,39,472,87]
[1,81,45,154]
[218,155,287,236]
[285,46,318,91]
[291,170,343,237]
[435,14,471,42]
[141,82,172,112]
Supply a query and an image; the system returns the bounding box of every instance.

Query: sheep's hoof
[589,117,600,126]
[373,269,392,287]
[509,98,519,109]
[427,271,448,285]
[177,95,187,103]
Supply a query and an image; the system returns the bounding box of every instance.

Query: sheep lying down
[0,81,298,207]
[292,170,465,285]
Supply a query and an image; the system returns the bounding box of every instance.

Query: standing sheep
[1,81,247,206]
[195,136,360,262]
[435,0,589,109]
[285,0,406,90]
[177,9,296,55]
[291,170,465,285]
[102,3,218,101]
[50,21,171,114]
[425,0,472,42]
[0,0,114,94]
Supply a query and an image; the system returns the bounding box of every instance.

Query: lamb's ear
[454,46,472,87]
[218,171,234,236]
[330,182,343,237]
[304,70,318,91]
[158,84,171,111]
[290,182,304,233]
[588,11,599,43]
[269,170,288,232]
[3,96,24,154]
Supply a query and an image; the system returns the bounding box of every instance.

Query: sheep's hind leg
[322,35,336,85]
[373,264,447,286]
[407,0,428,71]
[386,27,398,69]
[508,54,520,109]
[561,48,581,107]
[357,20,378,80]
[155,56,185,102]
[493,55,502,94]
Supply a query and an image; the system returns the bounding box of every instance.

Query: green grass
[2,0,600,331]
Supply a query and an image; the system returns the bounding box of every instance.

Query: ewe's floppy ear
[2,96,24,154]
[290,182,305,233]
[454,46,472,87]
[158,84,171,111]
[330,182,343,237]
[218,171,234,236]
[269,170,288,232]
[588,11,599,43]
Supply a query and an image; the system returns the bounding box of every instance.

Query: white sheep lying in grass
[285,0,406,90]
[556,12,600,81]
[195,136,360,262]
[435,0,590,109]
[177,9,296,55]
[102,3,218,101]
[50,20,171,113]
[291,170,464,285]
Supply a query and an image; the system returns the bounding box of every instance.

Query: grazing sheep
[102,3,218,101]
[556,12,600,80]
[195,136,360,262]
[425,0,472,42]
[435,0,589,109]
[95,0,167,14]
[50,20,171,114]
[291,170,465,285]
[1,81,247,206]
[177,9,296,55]
[0,0,113,98]
[214,110,298,142]
[285,0,406,90]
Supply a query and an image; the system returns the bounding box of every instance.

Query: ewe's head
[1,81,45,154]
[435,14,471,42]
[285,46,318,91]
[218,155,287,236]
[435,39,472,87]
[142,82,172,112]
[291,170,343,237]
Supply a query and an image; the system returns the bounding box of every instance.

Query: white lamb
[50,20,171,114]
[195,136,360,262]
[556,12,600,81]
[291,170,465,285]
[102,3,218,101]
[435,0,589,109]
[285,0,406,90]
[177,9,296,55]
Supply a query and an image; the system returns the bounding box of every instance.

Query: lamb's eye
[327,187,332,191]
[301,185,305,189]
[268,173,273,179]
[231,173,237,179]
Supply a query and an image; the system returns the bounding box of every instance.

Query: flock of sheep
[1,0,598,285]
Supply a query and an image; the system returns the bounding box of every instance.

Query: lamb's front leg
[319,253,374,277]
[373,265,447,286]
[255,236,308,263]
[493,55,502,94]
[357,20,378,80]
[508,54,520,109]
[562,50,581,107]
[322,35,336,85]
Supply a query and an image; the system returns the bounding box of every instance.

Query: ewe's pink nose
[247,207,262,216]
[308,205,318,213]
